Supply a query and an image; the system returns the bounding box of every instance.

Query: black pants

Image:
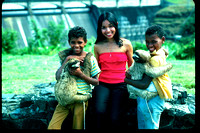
[92,82,129,129]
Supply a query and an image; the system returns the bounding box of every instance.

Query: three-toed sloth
[54,58,91,106]
[127,50,173,100]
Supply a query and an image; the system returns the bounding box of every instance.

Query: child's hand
[69,67,84,77]
[125,70,131,79]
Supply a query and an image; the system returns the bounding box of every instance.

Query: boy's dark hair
[68,26,87,42]
[145,25,166,39]
[95,11,122,47]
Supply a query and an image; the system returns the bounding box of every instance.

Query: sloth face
[133,50,151,63]
[64,58,80,72]
[133,52,146,63]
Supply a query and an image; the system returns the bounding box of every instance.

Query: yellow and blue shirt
[76,56,100,95]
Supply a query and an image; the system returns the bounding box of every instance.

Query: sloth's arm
[73,94,91,103]
[124,73,152,89]
[145,63,172,78]
[55,58,68,81]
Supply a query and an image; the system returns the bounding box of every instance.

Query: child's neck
[103,38,115,43]
[73,51,87,56]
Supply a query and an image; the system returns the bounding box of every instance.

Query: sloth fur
[54,53,92,106]
[127,50,173,100]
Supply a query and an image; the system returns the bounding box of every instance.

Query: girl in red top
[93,12,134,129]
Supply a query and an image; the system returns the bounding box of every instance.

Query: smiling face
[69,37,86,55]
[101,20,116,41]
[145,34,165,53]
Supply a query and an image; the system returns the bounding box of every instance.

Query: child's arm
[124,71,152,89]
[69,67,99,86]
[80,73,99,86]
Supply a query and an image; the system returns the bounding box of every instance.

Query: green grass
[2,54,59,94]
[2,54,195,94]
[167,59,195,94]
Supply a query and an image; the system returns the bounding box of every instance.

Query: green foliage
[2,28,19,54]
[84,37,96,54]
[13,19,69,55]
[46,21,68,48]
[163,35,195,59]
[162,42,179,59]
[177,35,195,59]
[132,41,148,52]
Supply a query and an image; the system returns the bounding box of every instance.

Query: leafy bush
[2,28,19,54]
[12,19,69,55]
[162,41,181,59]
[30,19,47,47]
[46,21,68,48]
[177,34,195,59]
[132,41,148,52]
[84,37,96,54]
[163,36,195,59]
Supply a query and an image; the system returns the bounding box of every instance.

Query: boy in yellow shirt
[125,25,172,129]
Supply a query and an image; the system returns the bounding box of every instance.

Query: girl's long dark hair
[95,12,123,47]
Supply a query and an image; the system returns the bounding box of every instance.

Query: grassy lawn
[2,54,195,94]
[167,60,195,94]
[2,54,59,94]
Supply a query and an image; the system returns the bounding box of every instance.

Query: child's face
[101,20,116,40]
[145,34,165,53]
[69,37,87,55]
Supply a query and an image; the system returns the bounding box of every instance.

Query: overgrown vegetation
[2,19,69,55]
[2,28,19,54]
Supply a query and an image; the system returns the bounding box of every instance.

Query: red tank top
[98,52,128,84]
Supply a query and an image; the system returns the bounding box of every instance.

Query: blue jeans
[137,82,165,129]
